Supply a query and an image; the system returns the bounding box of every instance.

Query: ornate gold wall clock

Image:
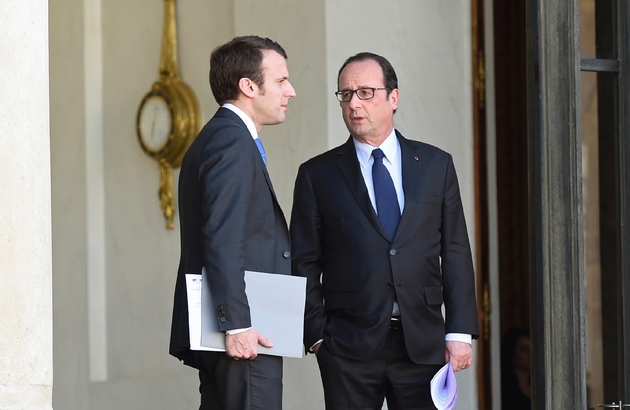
[137,0,199,229]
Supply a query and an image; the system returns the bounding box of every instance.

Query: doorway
[472,0,530,409]
[477,0,630,408]
[581,0,630,407]
[492,1,531,409]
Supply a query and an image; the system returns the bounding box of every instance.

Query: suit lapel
[215,108,282,207]
[335,133,425,242]
[336,137,389,240]
[260,163,280,204]
[397,131,422,238]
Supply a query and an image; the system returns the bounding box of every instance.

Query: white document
[185,274,223,352]
[430,362,458,410]
[186,269,306,358]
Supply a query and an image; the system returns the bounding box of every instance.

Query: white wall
[49,1,479,409]
[1,1,53,409]
[49,0,90,404]
[483,0,503,407]
[51,0,233,408]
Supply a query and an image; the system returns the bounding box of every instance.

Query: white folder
[186,268,306,358]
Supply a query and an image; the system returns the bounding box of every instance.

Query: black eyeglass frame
[334,87,390,102]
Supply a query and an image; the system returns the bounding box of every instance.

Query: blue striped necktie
[255,138,267,165]
[371,148,400,241]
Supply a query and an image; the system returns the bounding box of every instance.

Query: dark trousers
[193,351,283,410]
[316,324,441,410]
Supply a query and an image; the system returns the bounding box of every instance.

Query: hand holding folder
[186,269,306,358]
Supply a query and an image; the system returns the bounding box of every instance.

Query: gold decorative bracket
[137,0,200,230]
[159,0,180,82]
[158,161,176,230]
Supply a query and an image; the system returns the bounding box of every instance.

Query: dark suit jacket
[169,107,291,369]
[290,131,479,365]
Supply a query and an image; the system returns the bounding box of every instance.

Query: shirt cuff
[445,333,472,344]
[309,339,323,353]
[225,327,251,335]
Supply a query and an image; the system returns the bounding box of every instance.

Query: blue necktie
[255,138,267,165]
[371,148,400,241]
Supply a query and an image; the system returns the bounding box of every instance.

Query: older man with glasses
[290,52,479,410]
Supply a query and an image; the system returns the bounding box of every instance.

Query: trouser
[316,321,441,410]
[194,351,283,410]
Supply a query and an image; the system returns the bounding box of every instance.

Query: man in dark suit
[169,36,296,410]
[290,52,479,409]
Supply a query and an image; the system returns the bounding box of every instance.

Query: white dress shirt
[223,102,259,141]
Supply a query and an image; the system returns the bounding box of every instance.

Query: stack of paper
[430,362,458,410]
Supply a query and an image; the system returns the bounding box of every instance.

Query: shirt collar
[352,128,398,166]
[222,103,259,140]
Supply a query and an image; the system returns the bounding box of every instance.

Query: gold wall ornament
[136,0,200,229]
[158,161,176,229]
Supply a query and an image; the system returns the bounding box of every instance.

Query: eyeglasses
[335,87,389,102]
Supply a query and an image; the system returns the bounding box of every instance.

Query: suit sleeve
[198,126,257,331]
[440,155,480,339]
[290,163,327,350]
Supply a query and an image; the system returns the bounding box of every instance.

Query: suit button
[389,249,397,256]
[386,283,394,290]
[217,305,224,312]
[219,317,226,323]
[218,311,226,317]
[283,251,291,259]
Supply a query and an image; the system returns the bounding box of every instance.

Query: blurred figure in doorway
[501,328,531,410]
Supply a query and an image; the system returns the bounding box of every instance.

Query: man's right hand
[312,341,323,355]
[225,329,273,360]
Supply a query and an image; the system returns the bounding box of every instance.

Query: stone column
[526,1,586,408]
[0,1,53,409]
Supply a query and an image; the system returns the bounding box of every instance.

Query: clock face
[138,95,173,152]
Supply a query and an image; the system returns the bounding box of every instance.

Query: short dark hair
[209,36,287,105]
[337,52,398,92]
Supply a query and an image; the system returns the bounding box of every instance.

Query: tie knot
[371,148,385,160]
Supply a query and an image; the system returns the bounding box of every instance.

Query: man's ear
[389,88,399,111]
[238,78,257,99]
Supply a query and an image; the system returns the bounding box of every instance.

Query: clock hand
[150,105,158,140]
